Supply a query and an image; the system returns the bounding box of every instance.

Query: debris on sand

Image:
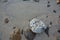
[56,0,60,4]
[10,27,21,40]
[24,29,36,40]
[4,18,9,24]
[44,27,49,37]
[53,10,56,13]
[33,0,40,2]
[47,4,51,7]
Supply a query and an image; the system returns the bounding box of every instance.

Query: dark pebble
[50,21,52,25]
[53,10,56,13]
[4,18,9,23]
[57,30,60,33]
[21,29,23,34]
[48,1,50,4]
[46,16,48,18]
[58,16,60,18]
[3,0,8,2]
[24,29,36,40]
[13,27,16,29]
[47,4,51,7]
[23,0,29,1]
[33,0,40,2]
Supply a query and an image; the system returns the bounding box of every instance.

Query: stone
[48,1,50,4]
[56,0,60,4]
[47,4,51,7]
[53,10,56,13]
[33,0,40,2]
[10,27,21,40]
[4,18,9,23]
[24,29,36,40]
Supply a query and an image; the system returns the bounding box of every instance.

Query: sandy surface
[0,0,60,40]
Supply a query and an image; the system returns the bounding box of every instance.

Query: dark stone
[50,21,52,25]
[23,0,29,1]
[4,18,9,23]
[21,29,23,34]
[57,36,60,40]
[46,16,48,18]
[3,0,8,2]
[47,4,51,7]
[48,1,50,4]
[33,0,40,2]
[24,29,36,40]
[13,27,16,29]
[57,30,60,33]
[58,16,60,18]
[53,10,56,13]
[44,27,49,37]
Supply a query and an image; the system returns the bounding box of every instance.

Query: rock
[48,1,50,4]
[33,0,40,2]
[46,16,48,18]
[57,30,60,33]
[49,21,52,25]
[4,18,9,23]
[44,27,49,37]
[53,10,56,13]
[10,27,21,40]
[47,4,51,7]
[21,29,23,34]
[23,0,29,1]
[56,0,60,4]
[24,29,36,40]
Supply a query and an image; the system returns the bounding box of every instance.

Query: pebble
[24,29,36,40]
[4,18,9,23]
[53,10,56,13]
[47,4,51,7]
[33,0,40,2]
[50,21,52,25]
[48,1,50,4]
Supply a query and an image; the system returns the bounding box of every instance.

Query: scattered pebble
[58,16,60,18]
[57,30,60,33]
[21,29,23,34]
[23,0,29,1]
[3,0,8,2]
[24,29,36,40]
[49,21,52,25]
[4,18,9,23]
[46,16,48,18]
[13,27,16,29]
[48,1,50,4]
[56,0,60,4]
[47,4,51,7]
[33,0,40,2]
[53,10,56,13]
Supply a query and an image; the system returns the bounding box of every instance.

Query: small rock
[44,27,49,37]
[57,30,60,33]
[33,0,40,2]
[21,29,23,34]
[13,27,16,29]
[24,29,36,40]
[47,4,51,7]
[3,0,8,2]
[56,0,60,4]
[48,1,50,4]
[23,0,29,1]
[4,18,9,23]
[46,16,48,18]
[10,28,21,40]
[58,16,60,18]
[53,10,56,13]
[50,21,52,25]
